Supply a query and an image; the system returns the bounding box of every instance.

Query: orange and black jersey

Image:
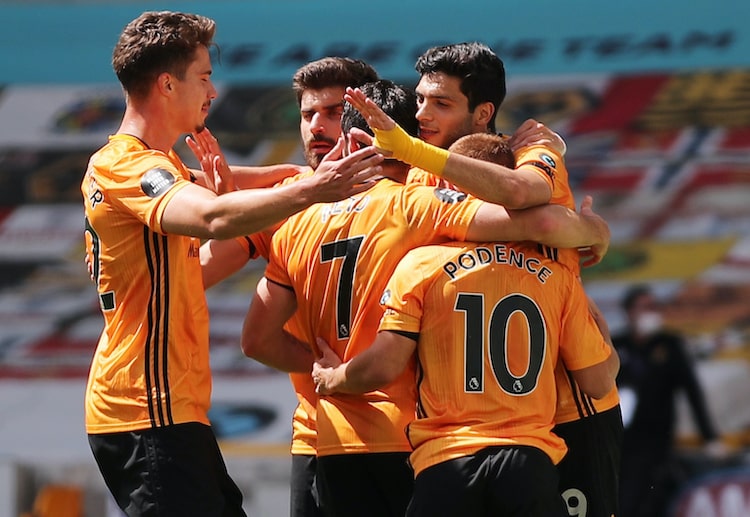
[82,134,211,434]
[407,144,620,423]
[265,178,483,456]
[229,168,320,455]
[378,241,613,475]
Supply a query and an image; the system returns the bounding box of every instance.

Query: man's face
[415,72,479,150]
[299,86,346,168]
[173,46,217,134]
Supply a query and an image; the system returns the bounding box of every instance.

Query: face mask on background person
[635,310,663,336]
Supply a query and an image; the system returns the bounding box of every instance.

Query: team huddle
[82,10,622,517]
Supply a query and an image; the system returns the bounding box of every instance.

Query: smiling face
[299,86,346,168]
[415,72,483,150]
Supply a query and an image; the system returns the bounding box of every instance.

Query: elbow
[241,328,262,359]
[501,189,534,210]
[203,215,236,240]
[531,212,562,242]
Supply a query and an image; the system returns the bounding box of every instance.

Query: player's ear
[474,101,495,129]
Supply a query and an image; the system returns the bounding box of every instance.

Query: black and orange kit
[81,134,244,515]
[378,240,613,516]
[265,177,483,516]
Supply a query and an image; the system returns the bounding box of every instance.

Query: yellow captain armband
[372,124,450,177]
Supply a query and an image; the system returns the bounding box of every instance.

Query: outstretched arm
[345,87,552,208]
[466,195,610,265]
[162,138,384,240]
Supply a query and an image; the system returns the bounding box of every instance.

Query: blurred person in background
[613,284,726,517]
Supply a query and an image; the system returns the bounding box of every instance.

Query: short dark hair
[415,42,506,132]
[621,284,652,312]
[341,80,419,138]
[112,11,216,100]
[292,57,379,105]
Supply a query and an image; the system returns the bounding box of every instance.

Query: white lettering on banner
[672,476,750,517]
[1,1,747,84]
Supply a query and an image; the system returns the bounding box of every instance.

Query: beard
[303,135,337,168]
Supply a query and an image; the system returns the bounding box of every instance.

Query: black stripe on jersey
[244,236,256,259]
[143,228,173,427]
[390,330,419,341]
[565,369,597,419]
[406,353,427,452]
[266,277,295,292]
[160,237,173,424]
[536,243,560,262]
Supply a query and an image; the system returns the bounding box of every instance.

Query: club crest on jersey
[433,187,467,204]
[141,168,176,198]
[380,289,391,305]
[529,159,555,180]
[540,153,556,168]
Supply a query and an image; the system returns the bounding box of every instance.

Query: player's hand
[348,127,375,149]
[508,119,567,156]
[577,195,609,267]
[305,137,384,202]
[312,338,343,395]
[344,86,397,132]
[186,128,235,194]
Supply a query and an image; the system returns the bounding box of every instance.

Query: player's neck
[381,163,409,184]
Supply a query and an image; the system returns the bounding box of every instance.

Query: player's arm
[345,87,551,208]
[200,238,251,289]
[465,195,610,265]
[186,128,306,189]
[508,118,566,156]
[442,153,552,208]
[570,347,620,400]
[191,164,307,190]
[161,141,383,240]
[230,164,309,189]
[241,277,314,372]
[573,294,620,398]
[313,331,416,395]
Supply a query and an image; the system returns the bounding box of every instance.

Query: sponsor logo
[529,160,555,180]
[380,289,391,305]
[540,153,556,168]
[433,188,467,204]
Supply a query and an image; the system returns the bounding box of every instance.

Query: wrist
[373,125,450,176]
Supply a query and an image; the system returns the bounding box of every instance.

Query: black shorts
[88,422,246,517]
[554,405,624,517]
[290,454,323,517]
[316,452,413,517]
[407,445,567,517]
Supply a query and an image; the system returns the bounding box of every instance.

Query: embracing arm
[313,331,416,395]
[571,348,620,400]
[162,141,383,240]
[200,238,251,289]
[242,277,314,372]
[187,128,306,189]
[465,195,610,266]
[344,87,552,208]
